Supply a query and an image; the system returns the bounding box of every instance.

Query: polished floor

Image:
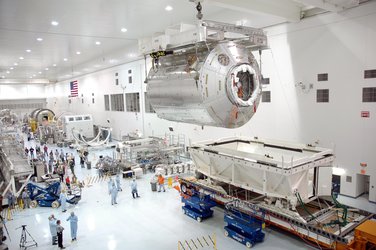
[4,143,374,250]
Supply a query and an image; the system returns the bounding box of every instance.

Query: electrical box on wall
[361,111,370,118]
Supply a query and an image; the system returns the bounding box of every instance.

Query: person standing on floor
[115,174,122,191]
[66,211,78,241]
[131,178,140,199]
[7,192,15,209]
[48,214,58,245]
[43,144,49,157]
[56,220,65,249]
[69,157,75,175]
[29,147,35,159]
[65,176,71,190]
[158,174,166,192]
[107,178,113,195]
[21,189,30,208]
[24,147,29,157]
[59,190,67,212]
[110,183,118,205]
[60,149,65,163]
[55,149,59,160]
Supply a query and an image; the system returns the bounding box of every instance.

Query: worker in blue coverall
[66,211,78,241]
[59,190,67,212]
[107,178,113,195]
[111,183,118,205]
[49,214,58,245]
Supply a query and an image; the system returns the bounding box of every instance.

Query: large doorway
[332,174,341,195]
[356,174,370,199]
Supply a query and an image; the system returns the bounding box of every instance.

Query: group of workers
[48,212,78,249]
[108,174,141,205]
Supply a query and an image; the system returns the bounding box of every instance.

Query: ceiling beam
[206,0,302,22]
[296,0,359,13]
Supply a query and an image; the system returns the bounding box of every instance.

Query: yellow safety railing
[178,233,217,250]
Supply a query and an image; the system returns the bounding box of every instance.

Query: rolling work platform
[224,201,265,248]
[181,191,216,222]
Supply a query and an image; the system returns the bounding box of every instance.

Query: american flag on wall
[70,80,78,97]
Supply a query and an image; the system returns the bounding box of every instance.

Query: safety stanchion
[7,207,12,221]
[168,177,173,188]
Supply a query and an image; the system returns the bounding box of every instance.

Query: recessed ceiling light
[53,64,57,67]
[45,67,49,70]
[76,51,81,55]
[63,58,68,61]
[6,71,10,74]
[19,57,24,60]
[26,49,31,53]
[51,21,59,26]
[38,71,42,74]
[10,67,14,70]
[165,5,173,11]
[14,63,18,66]
[29,76,33,79]
[1,76,4,79]
[95,41,101,45]
[121,28,127,32]
[33,74,36,77]
[36,38,43,42]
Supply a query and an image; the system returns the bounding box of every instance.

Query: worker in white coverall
[59,190,67,212]
[116,174,122,191]
[110,183,118,205]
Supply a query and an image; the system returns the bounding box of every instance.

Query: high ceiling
[0,0,366,83]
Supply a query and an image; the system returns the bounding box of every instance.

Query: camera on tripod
[17,224,37,249]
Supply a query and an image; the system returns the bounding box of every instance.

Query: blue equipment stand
[224,208,265,248]
[181,193,216,222]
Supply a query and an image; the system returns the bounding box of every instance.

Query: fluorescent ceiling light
[165,5,173,11]
[1,76,4,79]
[36,38,43,42]
[19,57,24,60]
[10,67,14,70]
[14,63,18,66]
[6,71,10,74]
[51,21,59,26]
[33,74,36,77]
[121,28,127,32]
[76,51,81,55]
[38,72,42,74]
[26,49,31,53]
[63,58,68,61]
[53,64,57,67]
[45,67,49,70]
[95,41,101,45]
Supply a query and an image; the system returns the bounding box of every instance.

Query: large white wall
[47,2,376,201]
[0,84,45,100]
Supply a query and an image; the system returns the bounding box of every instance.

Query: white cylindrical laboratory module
[146,41,262,128]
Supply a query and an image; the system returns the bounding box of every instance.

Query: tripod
[16,225,37,249]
